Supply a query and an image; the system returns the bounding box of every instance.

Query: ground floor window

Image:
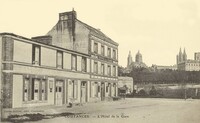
[108,83,111,96]
[95,82,98,97]
[23,77,47,101]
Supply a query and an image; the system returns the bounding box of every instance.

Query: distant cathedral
[127,51,133,67]
[135,50,143,63]
[176,47,200,71]
[176,48,187,64]
[127,50,147,69]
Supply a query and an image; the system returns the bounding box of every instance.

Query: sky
[0,0,200,67]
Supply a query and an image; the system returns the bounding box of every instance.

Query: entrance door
[101,83,105,101]
[81,82,87,103]
[55,81,63,106]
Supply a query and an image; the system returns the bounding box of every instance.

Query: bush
[138,89,147,96]
[149,86,157,96]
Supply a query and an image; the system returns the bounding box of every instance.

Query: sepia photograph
[0,0,200,123]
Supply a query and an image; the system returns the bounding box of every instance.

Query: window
[101,64,105,75]
[94,42,98,53]
[108,65,111,76]
[57,51,63,69]
[107,48,111,57]
[94,62,98,74]
[95,82,98,97]
[23,78,47,101]
[58,87,62,92]
[81,57,87,72]
[101,45,105,56]
[71,55,77,70]
[113,49,116,59]
[32,45,40,65]
[113,66,116,76]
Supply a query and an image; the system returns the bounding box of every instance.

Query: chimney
[59,9,76,42]
[59,10,77,21]
[32,35,52,45]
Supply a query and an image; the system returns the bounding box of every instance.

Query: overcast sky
[1,0,200,67]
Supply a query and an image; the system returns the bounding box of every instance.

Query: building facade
[0,33,92,109]
[43,10,119,102]
[177,48,200,71]
[194,52,200,61]
[0,10,118,114]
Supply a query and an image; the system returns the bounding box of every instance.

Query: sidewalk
[2,99,125,119]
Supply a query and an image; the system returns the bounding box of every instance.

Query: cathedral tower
[135,50,142,63]
[127,51,133,67]
[177,47,187,65]
[183,48,187,61]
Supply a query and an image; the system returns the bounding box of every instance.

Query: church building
[177,48,200,71]
[126,50,147,70]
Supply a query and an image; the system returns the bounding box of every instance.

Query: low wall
[134,83,200,99]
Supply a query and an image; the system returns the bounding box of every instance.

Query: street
[24,98,200,123]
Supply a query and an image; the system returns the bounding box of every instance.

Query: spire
[183,48,186,54]
[127,51,133,67]
[179,47,182,54]
[129,51,131,56]
[183,47,187,61]
[137,50,141,56]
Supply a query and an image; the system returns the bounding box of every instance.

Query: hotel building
[0,10,118,116]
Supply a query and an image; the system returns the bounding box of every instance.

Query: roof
[0,32,90,56]
[76,19,119,46]
[186,59,200,63]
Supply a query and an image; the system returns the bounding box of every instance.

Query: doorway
[81,81,87,103]
[55,81,63,106]
[101,83,105,101]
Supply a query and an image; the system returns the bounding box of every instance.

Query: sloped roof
[76,19,119,46]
